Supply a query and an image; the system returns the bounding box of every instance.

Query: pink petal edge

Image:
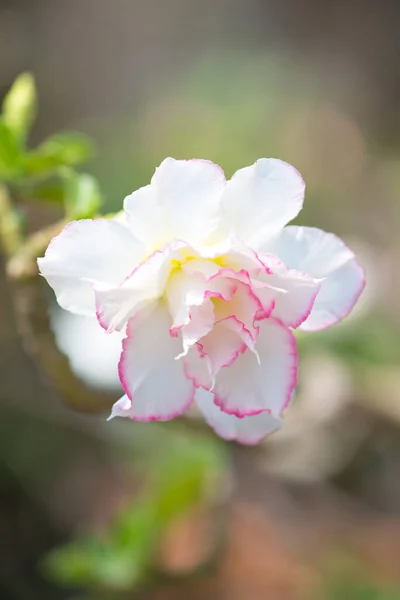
[301,261,366,331]
[168,265,274,338]
[213,317,298,417]
[117,318,195,421]
[95,242,179,333]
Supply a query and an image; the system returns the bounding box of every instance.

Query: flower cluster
[38,158,364,444]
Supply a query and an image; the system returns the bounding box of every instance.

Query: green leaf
[2,72,37,144]
[43,433,225,592]
[63,170,102,219]
[39,132,95,164]
[27,179,65,204]
[0,118,21,180]
[43,540,100,587]
[43,504,158,590]
[23,132,95,176]
[15,168,101,215]
[151,438,220,522]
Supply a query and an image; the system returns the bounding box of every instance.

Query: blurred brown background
[1,1,400,599]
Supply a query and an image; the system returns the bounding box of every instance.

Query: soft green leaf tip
[63,169,102,219]
[2,72,37,144]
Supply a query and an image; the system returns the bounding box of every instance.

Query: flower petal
[196,321,248,381]
[37,219,145,316]
[166,269,209,332]
[254,254,321,328]
[212,279,266,346]
[122,184,167,251]
[196,388,283,445]
[166,268,217,357]
[116,303,195,421]
[167,264,258,358]
[265,226,365,331]
[183,346,213,390]
[95,245,175,332]
[181,257,221,279]
[176,301,215,358]
[124,158,226,249]
[222,158,305,250]
[181,281,264,385]
[212,318,298,417]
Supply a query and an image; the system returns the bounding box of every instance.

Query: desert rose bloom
[38,158,365,444]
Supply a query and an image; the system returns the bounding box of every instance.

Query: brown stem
[10,274,117,414]
[6,218,68,280]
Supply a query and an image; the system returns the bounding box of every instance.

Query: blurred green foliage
[43,429,226,592]
[0,73,101,220]
[61,169,102,220]
[323,580,400,600]
[297,313,400,369]
[320,559,400,600]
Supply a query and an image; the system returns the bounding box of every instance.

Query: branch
[6,218,68,280]
[0,184,24,257]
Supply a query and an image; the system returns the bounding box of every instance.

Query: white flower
[38,158,365,444]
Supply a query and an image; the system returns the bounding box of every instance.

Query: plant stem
[0,184,24,257]
[7,217,68,280]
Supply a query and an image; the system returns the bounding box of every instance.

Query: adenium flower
[38,158,365,444]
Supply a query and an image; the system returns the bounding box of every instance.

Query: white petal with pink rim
[38,157,365,444]
[264,226,366,331]
[37,219,145,316]
[196,388,283,445]
[117,303,195,421]
[209,317,298,417]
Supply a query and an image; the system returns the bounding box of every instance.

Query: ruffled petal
[175,301,215,358]
[221,158,305,250]
[253,253,321,328]
[196,388,283,445]
[179,271,268,377]
[212,278,267,347]
[166,269,209,332]
[124,158,226,249]
[37,219,145,316]
[183,346,213,390]
[166,267,217,357]
[167,264,263,358]
[196,321,248,381]
[115,303,195,421]
[265,226,365,330]
[212,318,298,417]
[95,245,175,333]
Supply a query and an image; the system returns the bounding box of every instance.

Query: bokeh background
[1,1,400,598]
